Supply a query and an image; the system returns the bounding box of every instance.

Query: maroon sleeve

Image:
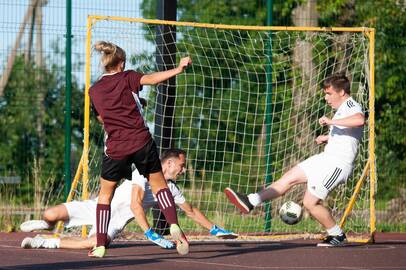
[127,70,144,93]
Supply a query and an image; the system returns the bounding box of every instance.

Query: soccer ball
[279,201,302,225]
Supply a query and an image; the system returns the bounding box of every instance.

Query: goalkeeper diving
[21,149,237,250]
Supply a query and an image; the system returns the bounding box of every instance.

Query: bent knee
[303,198,320,212]
[43,208,58,222]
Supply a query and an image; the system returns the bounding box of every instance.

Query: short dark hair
[161,148,187,163]
[323,73,351,94]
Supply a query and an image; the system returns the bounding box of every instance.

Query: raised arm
[140,56,192,85]
[319,113,365,128]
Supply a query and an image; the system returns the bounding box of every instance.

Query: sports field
[1,232,406,270]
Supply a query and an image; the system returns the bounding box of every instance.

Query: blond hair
[93,41,126,72]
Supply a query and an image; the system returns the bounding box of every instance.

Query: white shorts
[298,153,352,200]
[63,200,128,240]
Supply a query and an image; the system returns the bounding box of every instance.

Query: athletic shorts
[63,200,127,240]
[101,139,162,181]
[298,153,352,200]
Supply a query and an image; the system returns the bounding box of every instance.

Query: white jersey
[131,169,186,208]
[324,97,363,166]
[65,170,186,239]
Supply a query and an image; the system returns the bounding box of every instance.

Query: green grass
[377,223,406,233]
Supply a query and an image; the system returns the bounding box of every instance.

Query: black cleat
[317,233,347,247]
[224,187,254,214]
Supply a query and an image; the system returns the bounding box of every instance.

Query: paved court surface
[1,232,406,270]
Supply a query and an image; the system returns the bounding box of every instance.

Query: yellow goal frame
[63,15,376,241]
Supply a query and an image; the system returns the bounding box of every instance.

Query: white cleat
[20,220,51,232]
[21,236,45,249]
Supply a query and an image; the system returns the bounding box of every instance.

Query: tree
[0,54,83,204]
[139,0,349,192]
[317,0,406,200]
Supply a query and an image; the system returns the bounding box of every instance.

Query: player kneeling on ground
[224,73,364,247]
[21,149,237,250]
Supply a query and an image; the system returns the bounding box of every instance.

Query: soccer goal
[68,15,376,242]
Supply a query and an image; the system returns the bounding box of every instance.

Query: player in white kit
[224,73,365,247]
[21,149,237,250]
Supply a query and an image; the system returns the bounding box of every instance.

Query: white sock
[43,238,60,249]
[248,193,262,207]
[326,225,343,236]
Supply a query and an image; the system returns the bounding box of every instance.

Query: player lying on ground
[21,148,237,249]
[224,73,365,247]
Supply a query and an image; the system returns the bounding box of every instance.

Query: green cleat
[170,224,189,255]
[88,246,106,258]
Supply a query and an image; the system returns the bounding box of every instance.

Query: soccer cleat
[20,220,51,232]
[224,187,253,214]
[209,225,238,239]
[170,224,189,255]
[88,246,106,258]
[317,233,347,247]
[21,236,45,249]
[144,228,175,249]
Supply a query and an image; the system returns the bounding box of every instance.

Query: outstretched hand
[319,116,332,126]
[178,56,192,72]
[315,135,329,145]
[144,228,175,249]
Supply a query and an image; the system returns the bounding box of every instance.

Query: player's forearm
[131,206,150,231]
[331,114,365,127]
[186,207,213,230]
[96,115,104,124]
[140,68,182,85]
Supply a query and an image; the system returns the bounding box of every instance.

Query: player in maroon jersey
[88,41,191,257]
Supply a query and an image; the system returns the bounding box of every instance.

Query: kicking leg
[225,165,307,214]
[258,166,308,202]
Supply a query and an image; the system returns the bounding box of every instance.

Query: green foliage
[317,0,406,200]
[0,55,83,204]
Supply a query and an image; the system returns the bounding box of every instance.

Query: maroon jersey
[89,70,151,160]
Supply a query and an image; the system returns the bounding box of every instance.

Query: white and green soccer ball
[279,201,302,225]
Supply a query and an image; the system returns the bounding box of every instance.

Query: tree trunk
[291,0,319,162]
[290,0,319,202]
[0,0,39,96]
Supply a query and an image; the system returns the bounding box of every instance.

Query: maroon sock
[156,188,178,225]
[96,204,111,247]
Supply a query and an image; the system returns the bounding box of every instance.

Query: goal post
[69,15,375,241]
